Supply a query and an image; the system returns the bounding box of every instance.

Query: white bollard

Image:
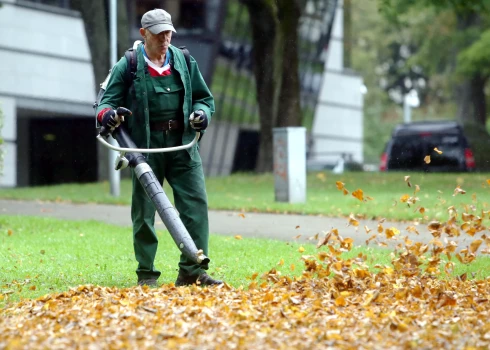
[273,127,306,203]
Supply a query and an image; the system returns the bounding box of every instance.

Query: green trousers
[131,128,209,281]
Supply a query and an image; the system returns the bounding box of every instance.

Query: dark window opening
[29,118,97,186]
[179,0,206,29]
[23,0,71,9]
[133,0,206,30]
[135,0,162,25]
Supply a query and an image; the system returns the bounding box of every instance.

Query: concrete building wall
[0,4,90,58]
[0,1,96,187]
[199,122,241,177]
[309,0,364,168]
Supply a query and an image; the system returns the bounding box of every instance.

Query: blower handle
[97,128,200,153]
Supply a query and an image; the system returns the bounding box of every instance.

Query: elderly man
[97,9,222,287]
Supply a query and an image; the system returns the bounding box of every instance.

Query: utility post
[273,127,307,203]
[108,0,120,196]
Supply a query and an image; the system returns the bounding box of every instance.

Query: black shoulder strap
[179,46,192,72]
[124,48,137,88]
[124,46,189,83]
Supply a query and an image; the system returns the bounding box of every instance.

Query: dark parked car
[380,121,476,172]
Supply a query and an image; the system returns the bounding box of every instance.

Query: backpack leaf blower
[96,108,209,267]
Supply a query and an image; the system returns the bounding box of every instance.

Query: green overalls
[97,44,215,281]
[132,64,209,281]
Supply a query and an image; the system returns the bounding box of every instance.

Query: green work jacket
[97,43,215,158]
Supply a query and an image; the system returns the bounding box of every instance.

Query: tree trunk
[240,0,278,172]
[471,74,487,126]
[275,0,302,127]
[454,11,486,126]
[71,0,109,92]
[455,79,473,125]
[241,0,303,172]
[73,0,129,181]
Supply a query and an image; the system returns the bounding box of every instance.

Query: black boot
[137,278,158,287]
[175,272,223,287]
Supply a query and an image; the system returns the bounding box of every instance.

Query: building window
[22,0,71,9]
[179,0,205,30]
[135,0,162,25]
[133,0,207,33]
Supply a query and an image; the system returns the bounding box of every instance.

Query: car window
[423,134,464,167]
[388,133,464,170]
[388,136,425,170]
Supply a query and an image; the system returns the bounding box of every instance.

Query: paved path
[0,199,459,248]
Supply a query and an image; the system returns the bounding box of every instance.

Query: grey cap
[141,9,176,34]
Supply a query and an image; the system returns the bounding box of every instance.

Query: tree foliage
[378,0,490,126]
[350,0,490,163]
[378,0,488,22]
[457,29,490,77]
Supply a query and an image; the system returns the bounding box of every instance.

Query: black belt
[150,119,184,131]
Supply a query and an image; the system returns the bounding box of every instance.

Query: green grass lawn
[0,215,365,305]
[1,216,489,308]
[2,171,490,221]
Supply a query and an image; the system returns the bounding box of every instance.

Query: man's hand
[101,107,132,135]
[101,109,118,129]
[189,110,208,131]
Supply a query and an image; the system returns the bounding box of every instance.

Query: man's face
[142,29,172,56]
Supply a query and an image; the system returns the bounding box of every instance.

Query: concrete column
[0,96,17,187]
[273,127,306,203]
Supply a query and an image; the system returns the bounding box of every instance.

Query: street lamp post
[403,89,420,123]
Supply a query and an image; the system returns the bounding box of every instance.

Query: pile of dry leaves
[1,180,490,349]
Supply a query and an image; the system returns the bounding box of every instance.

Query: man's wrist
[97,108,112,123]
